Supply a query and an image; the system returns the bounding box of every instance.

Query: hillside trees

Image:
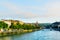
[0,21,40,30]
[0,21,8,28]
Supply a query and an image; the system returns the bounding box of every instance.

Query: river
[0,29,60,40]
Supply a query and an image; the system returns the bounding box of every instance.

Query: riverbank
[0,29,59,40]
[0,29,40,37]
[0,20,41,36]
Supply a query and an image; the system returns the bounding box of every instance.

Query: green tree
[9,23,15,29]
[0,21,8,28]
[22,24,36,30]
[10,22,23,29]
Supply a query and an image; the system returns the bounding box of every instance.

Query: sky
[0,0,60,23]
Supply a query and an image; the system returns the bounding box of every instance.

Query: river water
[0,29,60,40]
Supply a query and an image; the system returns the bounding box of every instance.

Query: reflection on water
[0,29,60,40]
[0,36,12,40]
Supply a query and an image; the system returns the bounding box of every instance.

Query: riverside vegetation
[0,20,41,36]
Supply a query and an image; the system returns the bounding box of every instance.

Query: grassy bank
[0,20,41,36]
[0,29,40,37]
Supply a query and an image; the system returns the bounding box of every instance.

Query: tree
[10,22,23,29]
[9,23,15,29]
[0,21,8,28]
[22,24,36,30]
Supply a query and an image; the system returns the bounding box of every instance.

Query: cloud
[1,0,60,19]
[0,2,43,18]
[0,2,22,13]
[44,1,60,17]
[1,0,60,23]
